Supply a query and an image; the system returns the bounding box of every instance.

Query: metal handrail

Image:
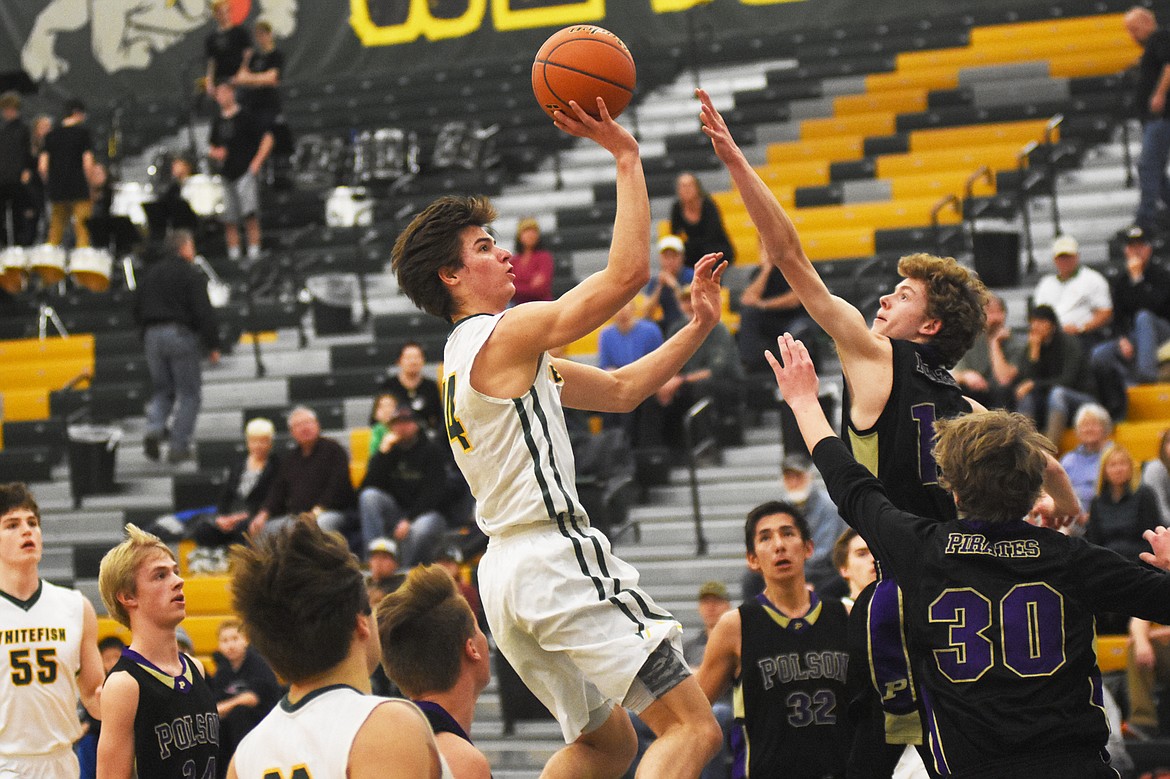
[1017,142,1040,274]
[683,397,718,556]
[930,194,961,256]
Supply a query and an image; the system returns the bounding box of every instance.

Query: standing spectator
[1142,429,1170,526]
[19,115,52,246]
[953,292,1023,410]
[1125,7,1170,235]
[0,92,32,248]
[1087,444,1163,565]
[643,235,693,334]
[208,82,272,262]
[737,249,818,376]
[211,618,281,776]
[1059,403,1114,533]
[1091,225,1170,418]
[248,406,357,538]
[380,342,443,434]
[358,406,451,566]
[190,417,281,548]
[39,98,96,248]
[233,19,283,131]
[1033,235,1113,344]
[134,229,221,464]
[670,171,735,269]
[205,0,251,93]
[1014,304,1096,446]
[597,298,664,445]
[831,529,875,612]
[510,217,554,304]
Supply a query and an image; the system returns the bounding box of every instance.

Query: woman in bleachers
[1058,403,1113,535]
[1141,428,1170,526]
[368,392,396,455]
[510,217,553,304]
[1087,444,1163,563]
[670,171,735,270]
[190,417,282,551]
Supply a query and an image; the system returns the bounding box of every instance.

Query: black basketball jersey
[816,437,1170,777]
[732,592,851,779]
[111,649,219,779]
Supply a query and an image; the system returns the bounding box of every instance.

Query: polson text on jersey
[758,651,850,689]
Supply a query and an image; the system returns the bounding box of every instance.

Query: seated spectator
[1033,235,1113,346]
[368,392,396,455]
[1142,429,1170,526]
[670,171,735,269]
[597,298,663,445]
[1127,617,1170,740]
[831,529,875,613]
[1059,403,1114,535]
[211,618,281,771]
[248,406,357,539]
[367,536,400,588]
[190,417,282,548]
[1087,444,1163,565]
[1014,304,1097,446]
[380,342,443,435]
[511,217,554,304]
[76,636,128,779]
[736,248,819,376]
[953,292,1023,410]
[358,405,452,566]
[433,547,487,633]
[1091,226,1170,419]
[683,581,733,779]
[643,235,693,334]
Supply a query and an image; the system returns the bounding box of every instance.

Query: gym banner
[0,0,1041,100]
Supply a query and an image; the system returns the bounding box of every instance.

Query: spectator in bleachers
[232,19,284,132]
[380,342,442,435]
[20,114,51,246]
[736,247,818,376]
[205,0,251,93]
[135,228,222,464]
[670,172,735,270]
[831,528,875,613]
[40,98,96,248]
[248,406,357,539]
[433,547,487,634]
[510,217,553,304]
[1087,444,1163,565]
[1091,226,1170,418]
[190,417,282,548]
[953,292,1022,409]
[367,537,400,588]
[1143,429,1170,526]
[211,618,281,775]
[1014,304,1096,446]
[208,81,272,262]
[368,392,396,455]
[358,405,452,566]
[76,635,128,779]
[0,91,32,248]
[1127,616,1170,740]
[683,581,733,779]
[643,235,692,335]
[1059,403,1114,534]
[598,298,663,446]
[1125,7,1170,236]
[1033,235,1113,346]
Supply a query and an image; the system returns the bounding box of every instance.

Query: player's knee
[691,708,724,761]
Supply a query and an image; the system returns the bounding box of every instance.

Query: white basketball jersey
[0,581,85,757]
[233,686,453,778]
[443,313,585,536]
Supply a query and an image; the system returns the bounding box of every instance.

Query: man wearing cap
[1091,225,1170,416]
[367,537,400,587]
[358,405,453,566]
[644,235,693,334]
[1033,235,1113,344]
[685,581,734,779]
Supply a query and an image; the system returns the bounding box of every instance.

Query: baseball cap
[698,581,730,600]
[657,235,685,254]
[1051,235,1079,257]
[1124,225,1149,243]
[368,537,398,557]
[781,454,813,474]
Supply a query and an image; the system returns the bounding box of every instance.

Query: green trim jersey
[443,313,585,535]
[0,581,85,758]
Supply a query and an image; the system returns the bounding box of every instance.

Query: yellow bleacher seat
[1095,634,1129,674]
[95,619,131,646]
[97,615,232,657]
[865,67,960,94]
[969,14,1127,46]
[181,576,233,616]
[350,427,372,461]
[1115,421,1170,463]
[730,227,873,265]
[895,33,1133,72]
[711,185,796,216]
[908,120,1053,152]
[888,170,997,201]
[0,334,94,362]
[1126,384,1170,423]
[833,89,927,117]
[876,144,1027,178]
[766,136,864,166]
[1048,49,1141,79]
[0,388,50,422]
[0,359,92,392]
[786,198,960,233]
[801,112,896,140]
[758,160,831,189]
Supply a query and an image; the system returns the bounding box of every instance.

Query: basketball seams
[535,62,635,95]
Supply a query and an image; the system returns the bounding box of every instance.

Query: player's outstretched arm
[765,333,835,453]
[77,596,104,720]
[95,672,139,779]
[1140,526,1170,571]
[696,609,742,704]
[555,254,726,412]
[696,89,874,358]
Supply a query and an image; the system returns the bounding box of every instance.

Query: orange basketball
[532,26,636,120]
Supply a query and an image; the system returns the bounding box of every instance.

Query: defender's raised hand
[688,252,728,329]
[696,88,742,163]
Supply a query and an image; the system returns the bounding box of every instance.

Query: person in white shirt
[1032,235,1113,343]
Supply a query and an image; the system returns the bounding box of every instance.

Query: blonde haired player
[0,482,103,778]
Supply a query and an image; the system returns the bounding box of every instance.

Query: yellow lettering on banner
[649,0,710,12]
[492,0,604,32]
[350,0,487,46]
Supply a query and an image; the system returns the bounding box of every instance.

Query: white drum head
[70,247,113,292]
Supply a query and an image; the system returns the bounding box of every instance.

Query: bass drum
[0,247,28,294]
[110,181,152,226]
[70,247,113,292]
[181,174,225,217]
[28,244,68,285]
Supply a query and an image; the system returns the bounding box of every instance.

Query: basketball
[532,26,636,120]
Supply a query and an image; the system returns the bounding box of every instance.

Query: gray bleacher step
[637,517,751,548]
[40,547,73,582]
[670,460,781,485]
[209,348,331,382]
[723,440,783,466]
[613,542,745,562]
[634,555,747,587]
[203,378,289,412]
[645,478,782,507]
[72,478,173,513]
[629,502,762,525]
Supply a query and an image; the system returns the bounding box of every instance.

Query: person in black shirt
[133,229,222,463]
[209,82,272,262]
[770,332,1170,778]
[190,417,282,548]
[1013,305,1097,446]
[39,98,95,247]
[205,0,251,92]
[233,19,284,131]
[0,92,32,248]
[1126,8,1170,235]
[381,341,443,434]
[670,172,735,269]
[211,618,280,777]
